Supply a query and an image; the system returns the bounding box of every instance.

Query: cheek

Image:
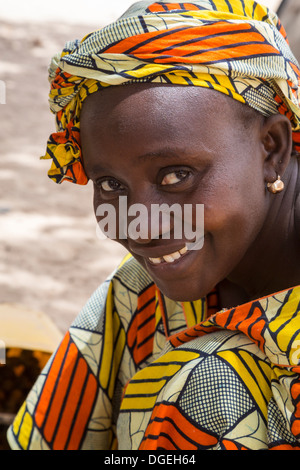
[93,189,131,249]
[203,179,267,251]
[200,160,267,235]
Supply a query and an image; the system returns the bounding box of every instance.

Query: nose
[122,194,180,245]
[122,195,155,244]
[118,184,175,244]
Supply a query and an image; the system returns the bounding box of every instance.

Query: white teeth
[149,245,188,265]
[163,254,175,263]
[169,251,181,260]
[149,257,162,264]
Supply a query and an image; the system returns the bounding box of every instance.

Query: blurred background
[0,1,134,334]
[0,0,298,334]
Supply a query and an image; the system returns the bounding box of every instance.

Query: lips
[148,245,188,264]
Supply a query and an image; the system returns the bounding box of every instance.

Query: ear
[261,114,293,184]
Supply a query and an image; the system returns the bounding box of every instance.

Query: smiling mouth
[148,245,188,265]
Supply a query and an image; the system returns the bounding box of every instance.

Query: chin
[155,282,206,302]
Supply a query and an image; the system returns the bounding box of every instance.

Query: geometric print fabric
[7,256,300,450]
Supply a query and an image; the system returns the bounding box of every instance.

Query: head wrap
[42,0,300,185]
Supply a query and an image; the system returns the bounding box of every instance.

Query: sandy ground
[0,19,128,333]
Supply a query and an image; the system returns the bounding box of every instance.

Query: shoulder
[71,255,155,332]
[112,254,155,292]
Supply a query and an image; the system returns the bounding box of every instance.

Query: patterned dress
[7,256,300,450]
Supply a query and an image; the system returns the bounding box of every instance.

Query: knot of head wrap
[41,0,300,185]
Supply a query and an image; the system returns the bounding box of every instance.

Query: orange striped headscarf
[42,0,300,185]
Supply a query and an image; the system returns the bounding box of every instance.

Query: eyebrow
[137,147,191,162]
[86,146,203,177]
[86,165,109,179]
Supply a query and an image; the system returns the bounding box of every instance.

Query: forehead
[82,82,224,114]
[80,85,253,166]
[81,83,242,138]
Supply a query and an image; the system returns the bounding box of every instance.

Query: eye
[96,178,124,192]
[161,169,190,186]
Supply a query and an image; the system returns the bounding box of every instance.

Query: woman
[8,0,300,450]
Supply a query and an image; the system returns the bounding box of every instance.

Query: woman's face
[81,84,268,301]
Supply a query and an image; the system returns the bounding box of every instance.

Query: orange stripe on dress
[169,322,218,348]
[220,439,249,450]
[127,284,157,365]
[291,380,300,439]
[143,435,177,450]
[148,403,217,446]
[270,443,300,450]
[170,300,267,350]
[52,357,88,450]
[35,333,98,449]
[66,373,98,450]
[140,403,218,449]
[35,332,72,429]
[143,417,197,449]
[215,304,265,349]
[43,341,79,443]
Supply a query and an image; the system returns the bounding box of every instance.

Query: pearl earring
[267,175,284,194]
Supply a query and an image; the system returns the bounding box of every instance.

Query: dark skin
[80,83,300,309]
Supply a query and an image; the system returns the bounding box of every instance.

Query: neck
[219,157,300,309]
